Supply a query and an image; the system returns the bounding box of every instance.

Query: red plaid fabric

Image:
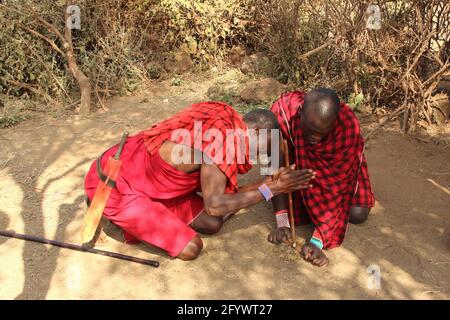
[271,91,375,249]
[141,101,252,193]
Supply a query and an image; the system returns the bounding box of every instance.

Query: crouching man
[268,88,375,267]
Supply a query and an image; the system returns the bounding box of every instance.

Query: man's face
[299,108,336,145]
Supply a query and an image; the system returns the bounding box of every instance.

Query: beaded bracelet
[258,183,274,201]
[275,210,290,229]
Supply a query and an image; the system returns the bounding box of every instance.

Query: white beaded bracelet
[275,211,290,229]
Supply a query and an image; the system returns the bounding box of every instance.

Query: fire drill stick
[282,139,297,248]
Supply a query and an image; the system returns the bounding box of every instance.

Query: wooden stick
[282,139,297,248]
[0,230,160,268]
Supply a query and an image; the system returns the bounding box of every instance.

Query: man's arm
[267,142,315,244]
[200,163,314,217]
[236,177,271,193]
[268,147,291,244]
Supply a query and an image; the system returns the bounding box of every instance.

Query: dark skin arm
[268,141,315,244]
[265,141,328,267]
[236,176,271,193]
[235,165,304,194]
[268,145,290,244]
[200,163,314,217]
[159,140,314,217]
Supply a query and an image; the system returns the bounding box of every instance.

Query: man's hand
[298,243,329,267]
[269,165,315,195]
[268,227,292,244]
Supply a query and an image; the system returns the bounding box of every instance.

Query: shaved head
[300,88,340,144]
[303,88,340,127]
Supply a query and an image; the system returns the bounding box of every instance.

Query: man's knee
[349,207,370,225]
[177,236,203,261]
[192,214,223,235]
[201,217,223,235]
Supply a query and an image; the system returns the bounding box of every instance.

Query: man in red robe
[85,101,315,260]
[268,88,375,267]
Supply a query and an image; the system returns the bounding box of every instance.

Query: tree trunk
[66,51,91,115]
[64,3,91,115]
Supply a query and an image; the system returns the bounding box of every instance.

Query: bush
[0,0,254,100]
[0,0,448,130]
[250,0,449,129]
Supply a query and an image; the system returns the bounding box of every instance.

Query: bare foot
[298,243,329,267]
[96,230,110,246]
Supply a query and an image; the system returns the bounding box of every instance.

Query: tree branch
[24,27,66,57]
[297,36,339,60]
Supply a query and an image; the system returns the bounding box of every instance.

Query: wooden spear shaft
[282,140,297,247]
[0,230,159,268]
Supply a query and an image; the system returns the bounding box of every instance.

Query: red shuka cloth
[141,101,252,193]
[270,91,375,249]
[85,101,253,256]
[85,135,204,257]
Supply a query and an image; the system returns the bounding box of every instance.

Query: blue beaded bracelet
[309,237,324,250]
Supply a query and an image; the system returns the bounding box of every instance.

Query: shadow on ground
[0,79,448,299]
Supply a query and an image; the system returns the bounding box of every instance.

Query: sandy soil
[0,76,449,300]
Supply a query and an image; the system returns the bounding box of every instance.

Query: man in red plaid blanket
[268,88,375,267]
[85,101,315,260]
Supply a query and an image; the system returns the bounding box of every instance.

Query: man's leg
[349,206,371,224]
[190,211,223,235]
[107,196,204,260]
[177,236,203,260]
[350,155,374,225]
[190,209,238,235]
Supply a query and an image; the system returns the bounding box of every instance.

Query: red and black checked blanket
[141,101,252,193]
[270,91,375,249]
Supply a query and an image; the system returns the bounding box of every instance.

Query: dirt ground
[0,75,449,300]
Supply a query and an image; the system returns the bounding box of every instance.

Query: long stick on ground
[0,230,159,268]
[282,140,297,248]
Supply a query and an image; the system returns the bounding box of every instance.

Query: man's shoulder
[187,101,247,130]
[191,100,234,111]
[270,90,305,115]
[279,90,306,103]
[338,103,361,135]
[187,101,240,118]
